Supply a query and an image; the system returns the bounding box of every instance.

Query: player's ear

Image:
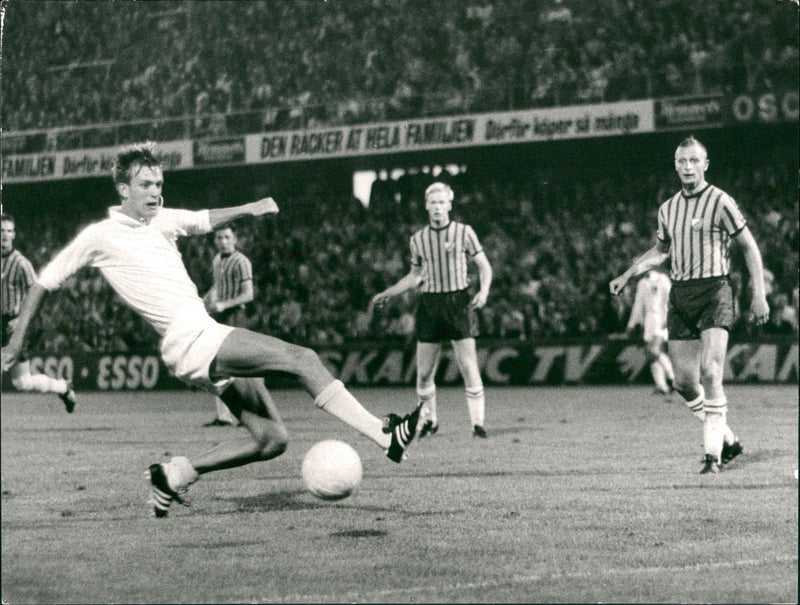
[116,182,129,200]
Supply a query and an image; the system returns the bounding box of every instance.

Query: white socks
[12,373,68,394]
[315,380,390,448]
[466,386,485,428]
[165,456,199,492]
[417,384,437,423]
[703,397,728,461]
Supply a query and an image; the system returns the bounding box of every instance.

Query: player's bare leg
[416,341,442,435]
[452,337,487,437]
[191,377,289,473]
[212,328,393,447]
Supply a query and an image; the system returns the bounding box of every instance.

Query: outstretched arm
[371,265,424,308]
[609,240,669,296]
[208,197,279,228]
[1,283,48,371]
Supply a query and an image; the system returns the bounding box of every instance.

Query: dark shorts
[668,277,734,340]
[416,289,478,343]
[1,315,28,361]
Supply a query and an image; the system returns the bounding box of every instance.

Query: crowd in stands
[11,152,798,353]
[3,0,798,143]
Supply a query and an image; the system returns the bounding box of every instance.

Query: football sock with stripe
[682,386,736,444]
[315,379,390,449]
[681,387,706,421]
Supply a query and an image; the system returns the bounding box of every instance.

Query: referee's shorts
[416,289,478,343]
[667,276,734,340]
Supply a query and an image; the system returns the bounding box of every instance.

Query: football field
[1,384,797,603]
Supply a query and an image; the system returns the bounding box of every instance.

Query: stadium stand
[2,0,797,147]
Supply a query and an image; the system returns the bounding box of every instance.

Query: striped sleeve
[656,202,670,243]
[16,254,37,290]
[409,231,422,267]
[463,224,483,256]
[236,254,253,281]
[716,193,746,237]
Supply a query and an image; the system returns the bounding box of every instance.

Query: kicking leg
[213,329,423,458]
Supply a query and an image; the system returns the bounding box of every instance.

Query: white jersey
[38,206,212,337]
[628,271,671,341]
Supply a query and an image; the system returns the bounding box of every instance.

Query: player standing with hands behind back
[372,182,493,438]
[203,224,254,427]
[610,136,769,474]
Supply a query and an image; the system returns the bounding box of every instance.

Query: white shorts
[643,315,668,343]
[160,316,236,395]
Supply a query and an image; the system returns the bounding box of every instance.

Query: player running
[1,142,426,518]
[1,213,77,412]
[610,136,769,474]
[371,181,493,439]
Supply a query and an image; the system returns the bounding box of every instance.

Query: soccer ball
[302,440,363,500]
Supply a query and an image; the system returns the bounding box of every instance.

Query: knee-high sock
[417,384,437,423]
[703,397,727,461]
[465,386,485,427]
[12,373,68,394]
[315,380,390,448]
[683,386,736,444]
[683,390,706,421]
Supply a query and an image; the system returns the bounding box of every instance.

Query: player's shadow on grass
[218,489,432,516]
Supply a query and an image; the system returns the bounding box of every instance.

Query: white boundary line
[268,554,798,603]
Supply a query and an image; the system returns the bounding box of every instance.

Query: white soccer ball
[302,440,363,500]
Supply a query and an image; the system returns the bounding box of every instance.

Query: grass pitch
[1,384,797,603]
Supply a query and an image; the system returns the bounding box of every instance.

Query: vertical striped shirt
[1,249,37,318]
[212,250,253,302]
[657,184,746,282]
[410,221,482,293]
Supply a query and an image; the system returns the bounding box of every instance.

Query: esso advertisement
[3,341,797,391]
[97,355,161,390]
[28,355,74,382]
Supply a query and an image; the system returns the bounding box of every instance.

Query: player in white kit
[0,142,426,518]
[626,268,675,394]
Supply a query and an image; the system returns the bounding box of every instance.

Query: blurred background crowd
[2,0,798,352]
[2,0,798,144]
